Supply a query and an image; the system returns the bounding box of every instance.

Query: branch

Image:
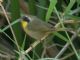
[55,28,80,59]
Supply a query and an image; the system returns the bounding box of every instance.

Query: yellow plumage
[21,20,28,29]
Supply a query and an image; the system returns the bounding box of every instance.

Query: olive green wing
[27,18,54,32]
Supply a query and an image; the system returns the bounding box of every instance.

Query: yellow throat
[21,20,28,29]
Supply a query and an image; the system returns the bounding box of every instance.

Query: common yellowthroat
[21,15,56,40]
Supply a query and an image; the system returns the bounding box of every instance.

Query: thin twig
[18,33,50,60]
[41,48,46,58]
[55,28,80,58]
[60,49,80,60]
[0,3,20,51]
[23,32,50,54]
[54,6,80,59]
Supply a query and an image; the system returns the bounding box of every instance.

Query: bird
[21,15,56,40]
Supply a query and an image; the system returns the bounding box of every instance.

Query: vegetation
[0,0,80,60]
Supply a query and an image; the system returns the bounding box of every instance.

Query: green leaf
[64,0,76,15]
[45,0,57,22]
[10,0,23,46]
[77,0,80,5]
[54,32,68,42]
[37,0,48,20]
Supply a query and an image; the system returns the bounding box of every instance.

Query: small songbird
[21,15,56,40]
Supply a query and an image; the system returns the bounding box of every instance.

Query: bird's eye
[22,16,30,22]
